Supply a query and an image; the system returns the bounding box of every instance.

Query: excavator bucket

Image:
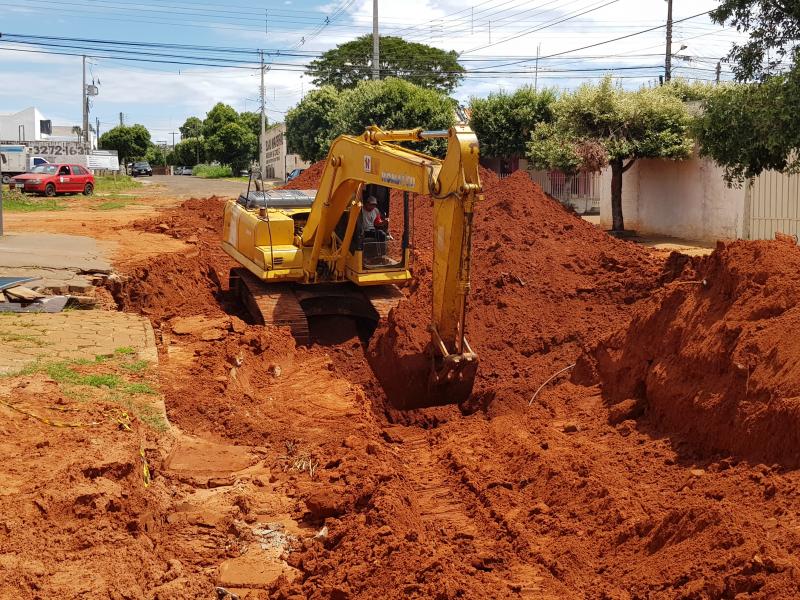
[428,350,479,406]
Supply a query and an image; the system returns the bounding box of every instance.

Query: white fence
[527,169,601,215]
[747,170,800,241]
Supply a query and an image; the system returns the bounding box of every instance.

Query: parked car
[10,164,94,196]
[131,161,153,177]
[286,168,305,182]
[174,166,193,176]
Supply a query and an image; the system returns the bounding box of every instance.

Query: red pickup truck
[11,164,94,196]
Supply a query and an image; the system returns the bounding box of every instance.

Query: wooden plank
[4,286,45,301]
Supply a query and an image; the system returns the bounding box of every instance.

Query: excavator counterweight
[222,125,482,407]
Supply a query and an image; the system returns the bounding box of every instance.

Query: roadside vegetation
[94,174,143,194]
[4,347,166,432]
[192,164,233,178]
[1,188,65,212]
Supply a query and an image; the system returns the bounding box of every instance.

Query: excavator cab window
[357,185,409,269]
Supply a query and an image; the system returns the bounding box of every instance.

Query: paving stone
[0,312,158,372]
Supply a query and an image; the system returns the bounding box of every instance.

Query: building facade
[262,123,310,181]
[0,107,96,147]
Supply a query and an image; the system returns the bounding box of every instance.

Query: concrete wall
[0,108,44,141]
[262,123,310,180]
[598,153,747,241]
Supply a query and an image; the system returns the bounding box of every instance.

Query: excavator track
[230,268,405,346]
[230,268,311,345]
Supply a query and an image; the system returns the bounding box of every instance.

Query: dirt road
[140,175,277,198]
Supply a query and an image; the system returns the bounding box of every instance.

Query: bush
[192,164,233,178]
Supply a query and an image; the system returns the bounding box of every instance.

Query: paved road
[140,175,280,198]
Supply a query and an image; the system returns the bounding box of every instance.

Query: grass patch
[2,346,163,430]
[0,331,49,347]
[2,189,65,212]
[192,164,233,178]
[94,175,143,194]
[121,359,149,374]
[93,201,130,211]
[124,382,157,395]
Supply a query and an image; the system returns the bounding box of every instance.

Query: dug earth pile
[370,171,663,412]
[92,169,800,598]
[581,236,800,467]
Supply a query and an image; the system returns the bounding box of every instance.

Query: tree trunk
[610,157,625,232]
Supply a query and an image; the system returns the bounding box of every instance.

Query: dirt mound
[109,197,239,321]
[582,237,800,467]
[370,171,664,411]
[281,161,325,190]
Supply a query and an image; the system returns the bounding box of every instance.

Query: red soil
[62,170,800,599]
[583,237,800,467]
[370,171,664,411]
[281,161,326,190]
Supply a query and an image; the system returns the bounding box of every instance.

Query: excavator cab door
[358,184,410,269]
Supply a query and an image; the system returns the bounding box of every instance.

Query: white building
[0,107,96,147]
[262,123,310,180]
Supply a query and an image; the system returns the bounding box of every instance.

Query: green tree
[238,111,263,161]
[203,103,239,139]
[145,145,166,166]
[169,137,204,166]
[469,86,556,159]
[238,111,263,139]
[701,2,800,181]
[527,78,694,232]
[307,35,465,93]
[179,116,203,140]
[330,78,456,156]
[711,1,800,81]
[98,124,151,170]
[285,86,342,162]
[204,122,257,173]
[696,77,800,182]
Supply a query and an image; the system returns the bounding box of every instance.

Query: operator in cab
[361,196,390,260]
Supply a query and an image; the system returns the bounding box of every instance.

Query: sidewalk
[0,311,157,374]
[0,232,112,293]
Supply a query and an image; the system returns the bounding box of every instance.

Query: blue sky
[0,0,745,142]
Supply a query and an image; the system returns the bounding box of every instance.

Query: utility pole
[82,55,89,143]
[170,131,178,148]
[260,50,267,180]
[119,112,124,126]
[664,0,673,83]
[96,117,100,141]
[716,61,722,84]
[372,0,380,80]
[534,43,541,91]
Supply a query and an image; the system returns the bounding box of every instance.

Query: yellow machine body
[222,125,483,403]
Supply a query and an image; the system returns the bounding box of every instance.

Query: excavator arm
[303,125,482,401]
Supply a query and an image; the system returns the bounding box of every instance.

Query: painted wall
[0,107,44,141]
[598,153,747,242]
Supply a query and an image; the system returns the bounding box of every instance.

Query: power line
[463,0,622,54]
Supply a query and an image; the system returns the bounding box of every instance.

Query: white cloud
[0,0,748,135]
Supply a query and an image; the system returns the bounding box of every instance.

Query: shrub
[192,164,233,178]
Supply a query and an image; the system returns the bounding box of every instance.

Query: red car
[11,164,94,196]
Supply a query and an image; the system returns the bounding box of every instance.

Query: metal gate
[747,170,800,240]
[527,169,601,215]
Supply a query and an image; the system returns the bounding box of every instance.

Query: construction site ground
[2,173,799,600]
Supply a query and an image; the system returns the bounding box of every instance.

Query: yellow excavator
[221,125,482,404]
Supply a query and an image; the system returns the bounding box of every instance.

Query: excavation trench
[103,176,800,598]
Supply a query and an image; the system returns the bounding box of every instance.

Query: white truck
[0,145,49,183]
